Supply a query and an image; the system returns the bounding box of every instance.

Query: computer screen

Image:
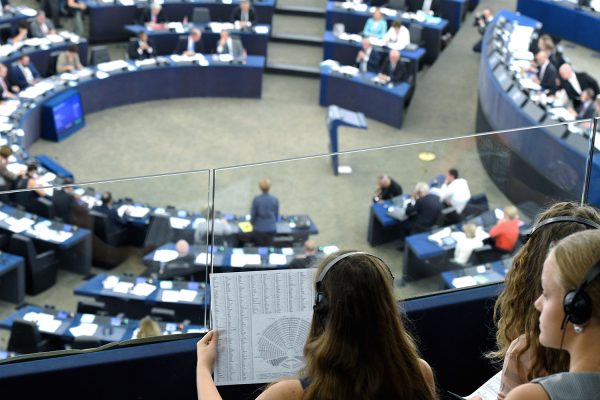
[41,89,85,142]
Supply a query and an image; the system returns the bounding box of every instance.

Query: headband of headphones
[526,216,600,243]
[573,260,600,299]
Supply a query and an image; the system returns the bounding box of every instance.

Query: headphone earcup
[564,289,593,325]
[313,292,328,314]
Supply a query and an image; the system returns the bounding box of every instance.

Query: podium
[326,105,368,175]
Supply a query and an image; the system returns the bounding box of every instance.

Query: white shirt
[568,73,582,95]
[383,26,410,50]
[539,59,549,80]
[217,38,234,55]
[19,64,35,84]
[439,178,471,214]
[358,47,372,72]
[453,237,484,264]
[422,0,433,12]
[187,37,196,53]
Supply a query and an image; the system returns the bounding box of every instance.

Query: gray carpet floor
[1,0,599,342]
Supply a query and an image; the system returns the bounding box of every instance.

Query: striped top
[532,372,600,400]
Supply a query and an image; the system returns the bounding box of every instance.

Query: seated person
[30,11,56,38]
[230,0,256,29]
[11,20,29,44]
[52,177,78,223]
[128,32,155,61]
[193,211,235,245]
[373,174,402,202]
[569,88,596,120]
[143,3,167,25]
[11,55,41,90]
[0,0,12,13]
[362,8,387,39]
[93,191,126,235]
[489,205,520,253]
[383,21,410,50]
[216,30,245,60]
[355,38,381,73]
[531,51,558,93]
[537,34,565,69]
[175,28,204,56]
[504,230,600,400]
[0,63,17,100]
[0,144,18,190]
[558,63,599,109]
[434,168,471,215]
[453,223,484,265]
[377,50,408,85]
[14,163,46,210]
[288,240,320,269]
[135,317,161,339]
[406,181,442,233]
[472,8,493,53]
[56,44,83,73]
[160,239,196,275]
[408,0,440,15]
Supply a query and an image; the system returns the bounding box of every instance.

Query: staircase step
[272,14,324,38]
[270,33,323,46]
[265,63,321,78]
[274,5,325,17]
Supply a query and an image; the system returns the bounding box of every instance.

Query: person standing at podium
[355,38,380,73]
[362,8,387,39]
[250,179,279,246]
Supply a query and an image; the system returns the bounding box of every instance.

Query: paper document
[153,249,179,263]
[195,252,212,265]
[131,282,156,297]
[468,371,501,400]
[211,269,315,385]
[268,253,287,265]
[230,253,261,267]
[69,323,98,337]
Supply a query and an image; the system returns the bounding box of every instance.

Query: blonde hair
[504,205,518,220]
[551,230,600,321]
[463,223,477,239]
[136,317,161,339]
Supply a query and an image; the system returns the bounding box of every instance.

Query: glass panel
[212,121,592,299]
[0,169,210,359]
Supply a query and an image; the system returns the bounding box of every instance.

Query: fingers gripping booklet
[210,269,316,385]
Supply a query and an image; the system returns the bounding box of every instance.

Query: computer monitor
[522,100,546,122]
[41,89,85,142]
[508,86,527,107]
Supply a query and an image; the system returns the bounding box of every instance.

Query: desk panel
[0,254,25,304]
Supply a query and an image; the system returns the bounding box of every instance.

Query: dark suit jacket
[577,101,596,120]
[11,62,41,89]
[560,72,600,109]
[93,204,126,234]
[174,36,205,54]
[52,190,76,223]
[142,8,168,24]
[406,193,442,233]
[355,48,381,73]
[537,61,558,92]
[127,38,156,60]
[380,58,409,84]
[230,6,257,23]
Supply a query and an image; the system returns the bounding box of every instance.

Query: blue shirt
[251,193,279,233]
[363,18,388,39]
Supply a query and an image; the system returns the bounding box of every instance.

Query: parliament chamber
[0,0,599,398]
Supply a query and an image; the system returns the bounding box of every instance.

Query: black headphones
[313,252,393,317]
[525,216,600,243]
[562,259,600,328]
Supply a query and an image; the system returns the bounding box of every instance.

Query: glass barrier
[212,121,594,299]
[0,119,598,362]
[0,169,211,360]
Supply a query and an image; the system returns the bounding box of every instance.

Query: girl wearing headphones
[196,251,436,399]
[506,230,600,399]
[489,202,600,399]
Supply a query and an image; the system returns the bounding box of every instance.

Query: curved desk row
[320,65,410,129]
[325,2,448,64]
[17,55,265,148]
[125,23,270,57]
[85,0,275,43]
[476,10,600,206]
[517,0,600,52]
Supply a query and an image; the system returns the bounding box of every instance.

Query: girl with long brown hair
[196,251,436,399]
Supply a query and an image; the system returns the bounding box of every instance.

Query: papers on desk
[341,2,368,11]
[5,216,35,233]
[170,54,209,66]
[321,245,340,255]
[367,6,397,17]
[46,33,64,44]
[452,276,478,288]
[209,22,235,33]
[6,162,26,175]
[19,81,56,100]
[153,249,179,263]
[60,72,79,81]
[80,314,96,324]
[135,58,158,68]
[338,32,362,42]
[131,282,157,297]
[427,227,452,246]
[237,221,253,233]
[96,60,131,73]
[268,253,287,266]
[320,59,340,69]
[23,312,63,333]
[102,275,120,290]
[0,101,20,117]
[230,253,261,267]
[511,50,533,61]
[18,7,38,17]
[216,54,234,63]
[281,247,294,256]
[69,323,98,337]
[518,78,541,92]
[254,26,269,35]
[161,289,198,303]
[28,221,73,243]
[338,65,359,77]
[195,252,212,265]
[23,38,52,48]
[169,217,191,230]
[117,204,151,219]
[95,71,110,80]
[166,22,185,33]
[119,0,134,5]
[0,44,15,58]
[548,107,576,122]
[113,281,134,294]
